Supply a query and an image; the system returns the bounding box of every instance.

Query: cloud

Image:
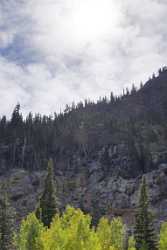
[0,0,167,117]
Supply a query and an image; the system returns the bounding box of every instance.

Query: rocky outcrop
[1,159,167,228]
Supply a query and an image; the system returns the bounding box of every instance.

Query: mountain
[0,67,167,226]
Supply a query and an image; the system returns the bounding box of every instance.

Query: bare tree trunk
[21,137,27,168]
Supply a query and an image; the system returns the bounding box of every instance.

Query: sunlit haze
[0,0,167,116]
[70,0,122,42]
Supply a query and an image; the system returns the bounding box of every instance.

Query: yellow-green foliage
[97,217,125,250]
[15,206,126,250]
[14,213,44,250]
[128,236,136,250]
[159,222,167,250]
[40,206,101,250]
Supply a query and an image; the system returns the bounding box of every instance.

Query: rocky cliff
[1,144,167,228]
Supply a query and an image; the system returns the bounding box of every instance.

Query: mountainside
[0,67,167,226]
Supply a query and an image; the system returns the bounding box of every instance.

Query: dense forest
[0,67,167,176]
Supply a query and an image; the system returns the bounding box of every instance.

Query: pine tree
[11,103,23,130]
[134,177,157,250]
[0,186,15,250]
[36,159,59,227]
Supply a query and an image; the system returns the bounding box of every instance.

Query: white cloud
[0,0,167,117]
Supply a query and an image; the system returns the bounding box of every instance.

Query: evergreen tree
[134,177,157,250]
[0,186,15,250]
[36,159,59,227]
[11,103,23,129]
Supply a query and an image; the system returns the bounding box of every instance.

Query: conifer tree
[11,103,23,132]
[36,159,59,227]
[0,186,15,250]
[134,177,157,250]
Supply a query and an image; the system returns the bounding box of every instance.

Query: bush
[15,206,126,250]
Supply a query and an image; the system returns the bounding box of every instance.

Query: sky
[0,0,167,117]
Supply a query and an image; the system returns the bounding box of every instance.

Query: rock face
[1,152,167,228]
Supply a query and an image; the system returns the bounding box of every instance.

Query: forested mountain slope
[0,67,167,225]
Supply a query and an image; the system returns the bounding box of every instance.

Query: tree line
[0,65,167,174]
